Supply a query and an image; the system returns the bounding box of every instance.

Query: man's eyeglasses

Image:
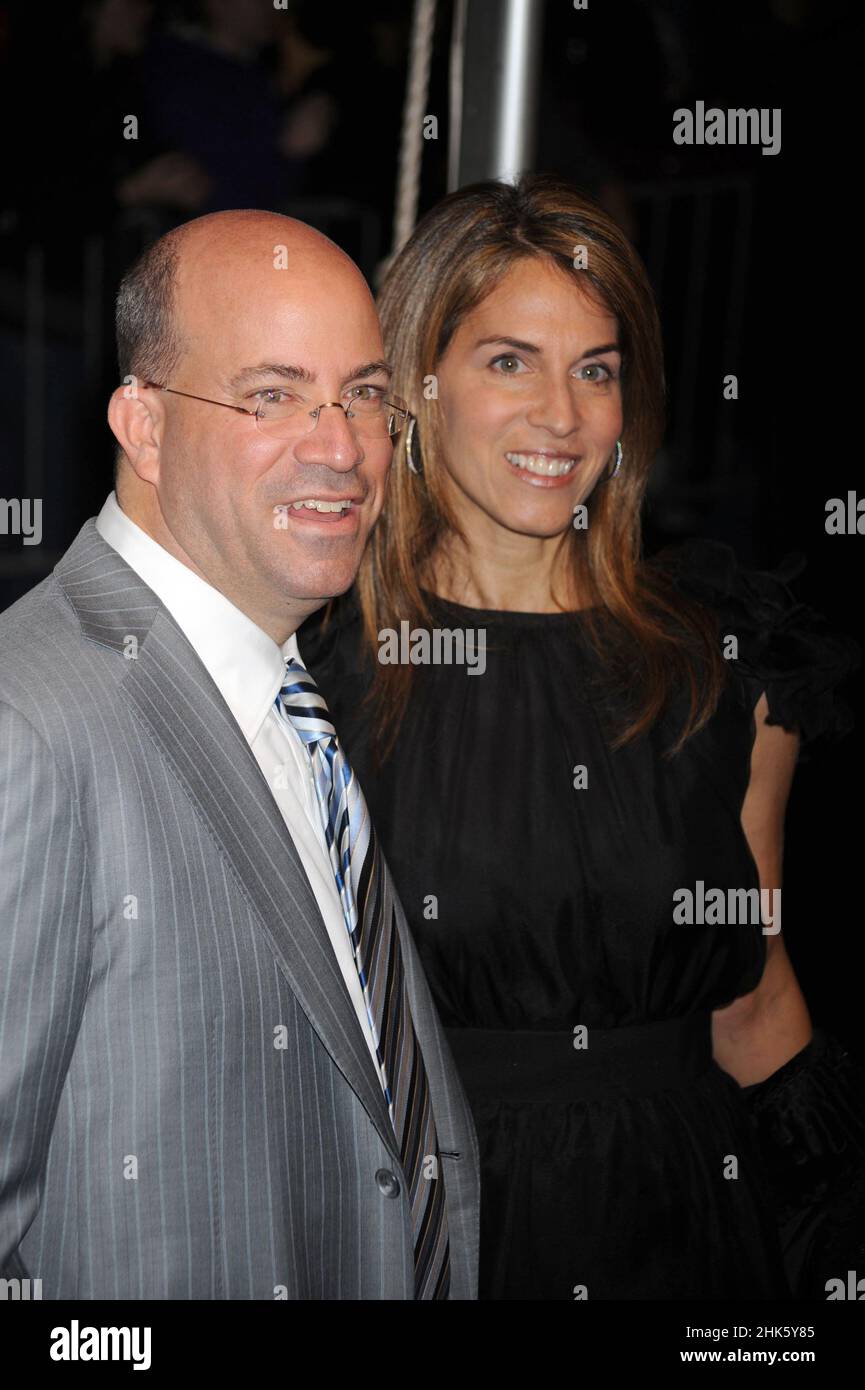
[142,382,410,441]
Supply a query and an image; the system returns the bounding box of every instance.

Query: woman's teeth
[505,452,577,477]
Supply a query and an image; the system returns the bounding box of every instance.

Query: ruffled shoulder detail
[654,538,861,756]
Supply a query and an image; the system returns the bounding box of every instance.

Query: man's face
[148,240,393,629]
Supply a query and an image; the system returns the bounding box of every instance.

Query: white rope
[389,0,438,263]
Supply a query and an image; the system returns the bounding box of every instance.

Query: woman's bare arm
[711,693,813,1085]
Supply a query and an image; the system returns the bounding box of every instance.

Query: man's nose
[292,403,364,470]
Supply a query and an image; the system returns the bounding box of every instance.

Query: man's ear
[107,380,163,485]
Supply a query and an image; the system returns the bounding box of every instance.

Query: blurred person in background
[140,0,296,212]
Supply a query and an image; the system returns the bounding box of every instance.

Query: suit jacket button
[375,1168,400,1198]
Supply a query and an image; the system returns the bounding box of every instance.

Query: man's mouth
[504,452,578,478]
[285,497,358,513]
[273,497,363,528]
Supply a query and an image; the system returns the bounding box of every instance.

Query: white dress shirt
[95,492,387,1090]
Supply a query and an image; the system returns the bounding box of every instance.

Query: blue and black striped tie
[276,656,451,1300]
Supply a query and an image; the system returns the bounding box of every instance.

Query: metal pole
[448,0,544,190]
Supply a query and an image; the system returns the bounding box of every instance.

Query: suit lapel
[56,521,400,1162]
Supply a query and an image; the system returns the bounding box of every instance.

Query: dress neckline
[420,587,598,626]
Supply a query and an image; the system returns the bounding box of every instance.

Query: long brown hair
[350,174,725,763]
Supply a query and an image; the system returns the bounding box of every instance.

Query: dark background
[0,0,861,1048]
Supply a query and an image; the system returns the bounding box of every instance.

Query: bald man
[0,212,479,1300]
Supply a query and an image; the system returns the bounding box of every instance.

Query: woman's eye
[577,363,616,384]
[490,355,524,374]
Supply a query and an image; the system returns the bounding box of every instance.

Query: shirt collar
[95,491,298,742]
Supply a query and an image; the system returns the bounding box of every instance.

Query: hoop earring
[405,416,423,475]
[605,440,623,480]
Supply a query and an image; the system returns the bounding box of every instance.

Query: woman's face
[434,257,624,544]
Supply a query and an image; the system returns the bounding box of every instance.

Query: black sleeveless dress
[299,540,860,1300]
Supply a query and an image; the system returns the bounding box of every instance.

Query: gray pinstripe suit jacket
[0,521,480,1299]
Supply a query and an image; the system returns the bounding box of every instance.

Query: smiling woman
[354,173,727,765]
[301,174,863,1301]
[433,259,622,537]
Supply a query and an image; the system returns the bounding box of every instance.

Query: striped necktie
[276,656,451,1300]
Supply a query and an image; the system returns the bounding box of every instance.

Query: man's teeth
[505,452,576,477]
[290,499,353,512]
